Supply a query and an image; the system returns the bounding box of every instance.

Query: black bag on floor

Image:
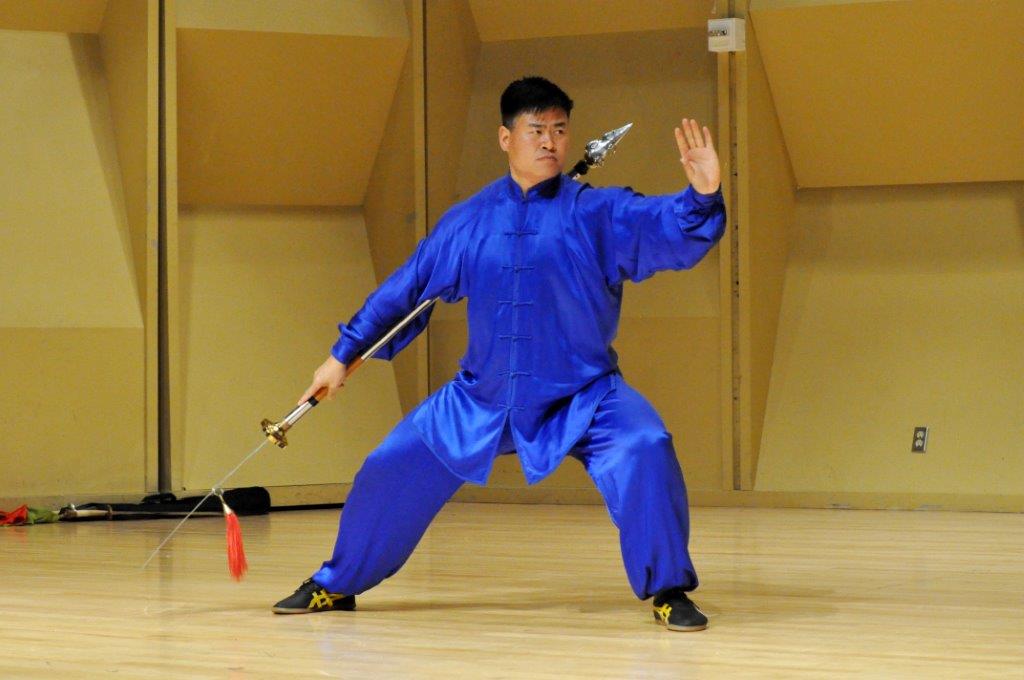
[59,487,271,521]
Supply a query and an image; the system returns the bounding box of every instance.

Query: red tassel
[223,507,248,581]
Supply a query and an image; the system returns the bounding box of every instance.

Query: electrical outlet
[912,426,928,453]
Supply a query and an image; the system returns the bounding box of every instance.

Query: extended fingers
[684,118,701,149]
[701,123,715,150]
[674,124,688,156]
[677,118,713,154]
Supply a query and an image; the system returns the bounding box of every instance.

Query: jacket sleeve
[577,183,726,286]
[330,209,467,364]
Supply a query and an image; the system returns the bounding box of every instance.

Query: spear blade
[584,122,633,167]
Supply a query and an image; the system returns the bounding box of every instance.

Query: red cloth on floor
[0,505,29,526]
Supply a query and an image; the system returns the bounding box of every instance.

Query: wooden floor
[1,503,1022,679]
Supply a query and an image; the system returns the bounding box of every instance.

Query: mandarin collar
[503,173,563,202]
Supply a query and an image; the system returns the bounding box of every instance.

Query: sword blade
[140,437,271,570]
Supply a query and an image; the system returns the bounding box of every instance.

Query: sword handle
[261,355,366,447]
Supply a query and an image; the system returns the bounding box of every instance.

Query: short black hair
[500,76,573,129]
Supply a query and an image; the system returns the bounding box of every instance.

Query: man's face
[499,108,570,188]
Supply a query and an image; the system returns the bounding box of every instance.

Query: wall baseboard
[4,486,1019,515]
[453,486,1024,513]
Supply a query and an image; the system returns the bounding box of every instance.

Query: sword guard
[261,418,289,448]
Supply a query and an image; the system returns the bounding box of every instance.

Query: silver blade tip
[611,122,633,137]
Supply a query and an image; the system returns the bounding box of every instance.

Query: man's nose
[540,132,555,148]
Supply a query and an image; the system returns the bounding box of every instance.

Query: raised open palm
[674,118,721,195]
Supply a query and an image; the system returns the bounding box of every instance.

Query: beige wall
[100,0,156,316]
[100,0,161,495]
[733,0,1023,511]
[755,181,1024,495]
[0,13,154,503]
[175,28,407,206]
[424,0,480,227]
[3,1,1021,511]
[749,0,1023,188]
[739,17,796,489]
[175,0,407,37]
[0,0,109,33]
[1,329,144,497]
[167,1,416,499]
[363,0,422,414]
[468,0,711,41]
[1,32,140,328]
[175,207,404,490]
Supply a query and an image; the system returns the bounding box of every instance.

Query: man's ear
[498,125,511,152]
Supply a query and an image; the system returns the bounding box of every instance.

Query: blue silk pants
[311,379,698,600]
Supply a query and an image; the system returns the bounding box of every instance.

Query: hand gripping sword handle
[261,297,435,447]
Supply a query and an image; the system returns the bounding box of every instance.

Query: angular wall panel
[469,0,712,41]
[168,2,417,500]
[756,182,1024,495]
[750,0,1024,187]
[738,14,797,489]
[177,208,404,490]
[0,32,140,328]
[425,0,480,226]
[0,0,108,34]
[100,0,158,317]
[0,24,151,502]
[176,0,408,37]
[176,29,408,206]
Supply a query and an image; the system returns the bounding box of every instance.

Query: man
[273,77,725,632]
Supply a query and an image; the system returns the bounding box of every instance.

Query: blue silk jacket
[332,173,726,485]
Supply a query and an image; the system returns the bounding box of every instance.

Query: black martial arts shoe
[652,587,708,632]
[271,578,356,614]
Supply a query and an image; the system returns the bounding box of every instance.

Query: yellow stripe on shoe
[309,590,347,610]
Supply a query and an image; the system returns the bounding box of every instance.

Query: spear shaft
[260,122,634,445]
